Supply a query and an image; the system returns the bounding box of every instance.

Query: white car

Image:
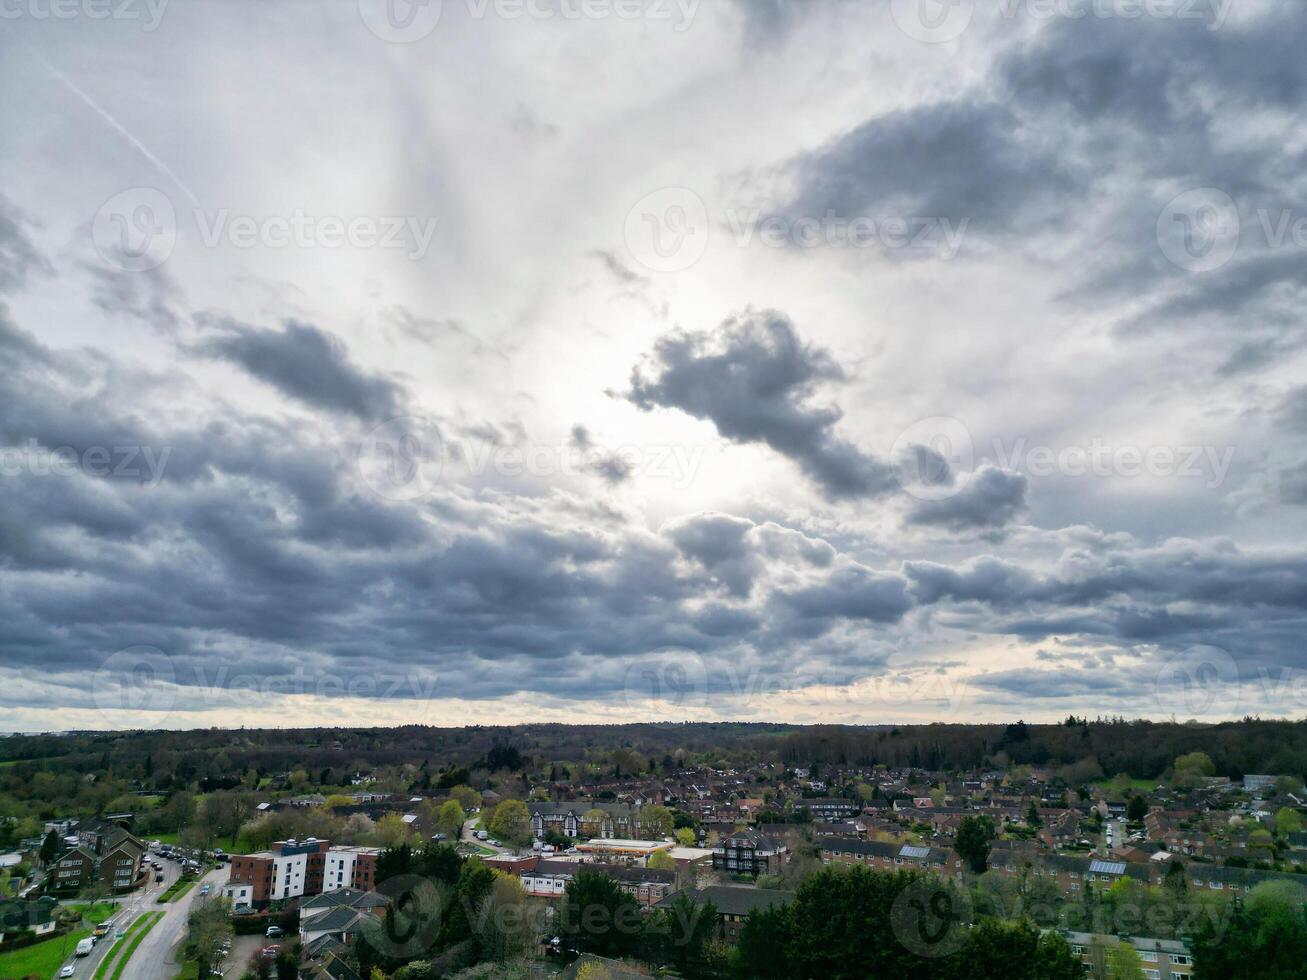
[60,967,76,978]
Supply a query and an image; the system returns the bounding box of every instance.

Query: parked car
[261,945,281,958]
[266,925,284,938]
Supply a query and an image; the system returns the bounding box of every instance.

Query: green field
[0,927,88,980]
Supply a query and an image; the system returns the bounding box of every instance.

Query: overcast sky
[2,0,1306,731]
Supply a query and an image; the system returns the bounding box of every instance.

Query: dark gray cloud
[197,317,403,421]
[627,310,896,499]
[907,465,1028,532]
[784,100,1075,240]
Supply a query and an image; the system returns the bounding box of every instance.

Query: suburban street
[51,859,227,980]
[128,866,227,980]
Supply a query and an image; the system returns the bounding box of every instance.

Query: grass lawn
[172,961,199,980]
[156,878,198,903]
[0,925,90,979]
[61,901,119,926]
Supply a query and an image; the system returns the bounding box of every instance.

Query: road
[50,858,176,980]
[53,855,227,980]
[461,816,513,855]
[126,866,227,980]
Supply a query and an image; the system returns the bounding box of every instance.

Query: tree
[470,874,535,962]
[955,918,1083,979]
[1106,941,1146,980]
[675,827,697,846]
[1275,807,1304,836]
[437,799,465,840]
[489,799,532,850]
[372,813,413,849]
[955,815,995,874]
[201,791,253,847]
[447,785,480,811]
[645,890,719,977]
[648,850,675,871]
[1192,881,1307,978]
[39,829,61,866]
[1024,800,1042,827]
[183,896,233,978]
[1127,794,1148,823]
[639,805,675,839]
[559,869,642,959]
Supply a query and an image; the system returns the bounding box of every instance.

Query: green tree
[639,805,675,839]
[953,918,1083,979]
[648,849,675,871]
[436,798,465,840]
[447,785,480,811]
[559,868,642,959]
[39,828,61,865]
[1192,881,1307,978]
[645,890,719,978]
[1127,794,1148,823]
[1105,941,1146,980]
[1275,807,1304,836]
[955,815,995,874]
[489,799,533,849]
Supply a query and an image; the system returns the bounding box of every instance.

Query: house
[299,889,388,945]
[654,886,795,945]
[0,897,58,941]
[48,846,97,893]
[519,860,675,906]
[46,824,147,895]
[1063,932,1193,978]
[712,830,787,877]
[790,798,859,820]
[223,839,380,909]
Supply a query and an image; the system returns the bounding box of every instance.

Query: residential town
[3,722,1307,977]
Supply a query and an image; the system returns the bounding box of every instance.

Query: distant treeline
[3,718,1305,788]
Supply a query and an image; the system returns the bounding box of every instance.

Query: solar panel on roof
[900,845,931,859]
[1089,860,1126,875]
